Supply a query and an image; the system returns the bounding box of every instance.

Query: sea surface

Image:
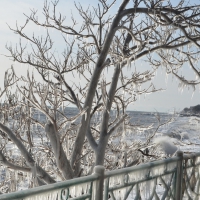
[64,107,171,125]
[10,106,200,155]
[64,107,200,154]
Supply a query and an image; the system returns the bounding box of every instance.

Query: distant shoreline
[179,113,200,117]
[180,104,200,117]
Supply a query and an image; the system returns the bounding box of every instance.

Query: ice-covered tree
[0,0,200,192]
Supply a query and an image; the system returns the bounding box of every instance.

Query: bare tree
[0,0,200,191]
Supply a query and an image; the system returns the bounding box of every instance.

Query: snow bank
[154,136,178,155]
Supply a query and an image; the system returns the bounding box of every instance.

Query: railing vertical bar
[93,165,104,200]
[88,181,93,200]
[194,173,200,200]
[175,151,183,200]
[103,177,109,200]
[134,183,140,200]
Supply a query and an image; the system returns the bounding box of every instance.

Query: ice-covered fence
[0,166,104,200]
[104,154,180,199]
[1,151,200,200]
[104,151,200,200]
[181,152,200,199]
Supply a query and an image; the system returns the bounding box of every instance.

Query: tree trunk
[71,8,127,173]
[45,122,74,179]
[95,135,109,165]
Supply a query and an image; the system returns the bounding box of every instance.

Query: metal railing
[0,166,104,200]
[1,151,200,200]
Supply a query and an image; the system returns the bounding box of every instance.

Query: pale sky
[0,0,200,113]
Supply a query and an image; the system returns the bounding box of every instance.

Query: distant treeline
[180,105,200,117]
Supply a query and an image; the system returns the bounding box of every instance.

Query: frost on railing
[0,175,97,200]
[104,160,177,200]
[61,182,90,199]
[24,190,61,200]
[3,152,200,200]
[182,154,200,199]
[23,182,92,200]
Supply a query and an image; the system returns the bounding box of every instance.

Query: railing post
[94,165,105,200]
[175,151,183,200]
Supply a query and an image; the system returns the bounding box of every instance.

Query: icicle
[6,169,10,180]
[191,91,194,99]
[166,162,177,171]
[127,58,131,70]
[84,111,87,121]
[24,190,61,200]
[15,170,18,182]
[151,164,165,176]
[4,71,7,88]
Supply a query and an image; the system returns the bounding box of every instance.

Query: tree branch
[0,123,55,184]
[0,151,31,172]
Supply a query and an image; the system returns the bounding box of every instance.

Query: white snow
[154,136,178,155]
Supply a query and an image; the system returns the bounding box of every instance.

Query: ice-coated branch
[0,151,31,172]
[187,55,200,79]
[143,115,174,147]
[0,123,55,184]
[0,69,19,99]
[138,149,157,158]
[172,70,200,86]
[108,114,128,135]
[86,125,98,151]
[59,74,82,110]
[99,64,121,135]
[45,121,74,179]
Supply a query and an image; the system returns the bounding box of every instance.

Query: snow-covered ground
[158,115,200,153]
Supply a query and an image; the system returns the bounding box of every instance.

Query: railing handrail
[104,156,179,178]
[183,152,200,159]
